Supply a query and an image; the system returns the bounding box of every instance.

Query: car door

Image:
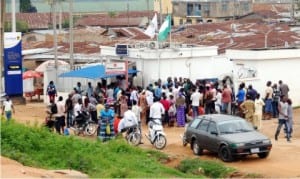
[206,121,219,152]
[195,119,210,149]
[185,118,202,142]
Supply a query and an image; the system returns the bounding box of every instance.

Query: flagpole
[169,14,171,47]
[157,33,160,80]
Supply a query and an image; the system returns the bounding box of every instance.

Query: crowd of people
[45,76,294,143]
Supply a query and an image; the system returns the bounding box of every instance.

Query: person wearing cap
[2,95,15,121]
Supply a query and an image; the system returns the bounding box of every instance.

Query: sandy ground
[1,101,300,178]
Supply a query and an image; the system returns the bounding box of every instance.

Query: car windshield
[218,119,254,134]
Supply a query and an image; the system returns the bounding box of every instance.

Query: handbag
[106,123,111,135]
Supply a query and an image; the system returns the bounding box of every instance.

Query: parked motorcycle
[145,118,167,150]
[71,112,97,136]
[124,125,142,146]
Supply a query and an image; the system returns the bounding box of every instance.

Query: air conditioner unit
[147,41,158,49]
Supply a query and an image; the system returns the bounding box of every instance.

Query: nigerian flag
[158,15,171,41]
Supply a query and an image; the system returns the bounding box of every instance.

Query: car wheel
[257,152,270,159]
[218,145,233,162]
[182,135,188,147]
[192,140,203,155]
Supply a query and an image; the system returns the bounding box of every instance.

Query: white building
[226,48,300,106]
[100,44,233,87]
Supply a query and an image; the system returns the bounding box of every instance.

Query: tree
[5,20,29,33]
[20,0,37,13]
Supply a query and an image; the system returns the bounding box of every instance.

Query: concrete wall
[226,49,300,107]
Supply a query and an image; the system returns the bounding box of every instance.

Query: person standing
[264,81,273,120]
[132,100,142,134]
[118,90,128,117]
[190,88,201,119]
[279,80,289,98]
[240,95,255,126]
[47,81,57,103]
[168,95,176,127]
[221,84,232,114]
[99,104,115,142]
[65,94,73,128]
[246,85,257,101]
[76,82,83,96]
[286,99,293,138]
[272,84,281,118]
[55,96,65,134]
[138,90,148,124]
[86,82,94,98]
[275,96,290,142]
[176,94,186,127]
[1,95,15,121]
[160,93,170,126]
[149,97,165,122]
[254,93,265,130]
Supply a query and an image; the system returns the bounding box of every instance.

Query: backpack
[51,103,58,114]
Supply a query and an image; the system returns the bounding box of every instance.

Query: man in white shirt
[55,96,66,134]
[130,87,139,104]
[118,105,139,133]
[73,98,83,118]
[149,98,165,121]
[2,95,15,120]
[190,88,201,119]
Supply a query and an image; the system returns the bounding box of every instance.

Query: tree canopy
[20,0,37,13]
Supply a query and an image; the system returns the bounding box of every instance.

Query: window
[222,2,228,11]
[190,118,201,128]
[203,4,209,11]
[198,119,209,131]
[195,4,201,16]
[179,19,183,25]
[243,3,249,11]
[187,3,193,16]
[208,122,217,134]
[186,18,192,24]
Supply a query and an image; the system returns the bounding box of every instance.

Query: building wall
[227,49,300,107]
[154,0,173,14]
[172,0,253,25]
[100,45,232,87]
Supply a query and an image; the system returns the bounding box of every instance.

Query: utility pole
[127,0,129,27]
[69,0,74,70]
[0,0,5,94]
[52,0,58,82]
[159,0,162,26]
[146,0,150,24]
[291,0,295,22]
[12,0,16,32]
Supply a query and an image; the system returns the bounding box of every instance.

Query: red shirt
[160,99,170,112]
[222,88,232,103]
[113,117,121,134]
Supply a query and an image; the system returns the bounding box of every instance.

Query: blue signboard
[115,44,128,56]
[4,32,23,96]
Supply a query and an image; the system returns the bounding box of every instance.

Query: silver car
[182,114,272,162]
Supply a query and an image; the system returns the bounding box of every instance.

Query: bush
[5,20,29,33]
[177,158,236,178]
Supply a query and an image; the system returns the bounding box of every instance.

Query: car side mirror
[210,131,218,135]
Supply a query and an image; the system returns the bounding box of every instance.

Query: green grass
[1,119,237,178]
[177,158,236,178]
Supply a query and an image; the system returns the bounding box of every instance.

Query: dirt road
[2,102,300,178]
